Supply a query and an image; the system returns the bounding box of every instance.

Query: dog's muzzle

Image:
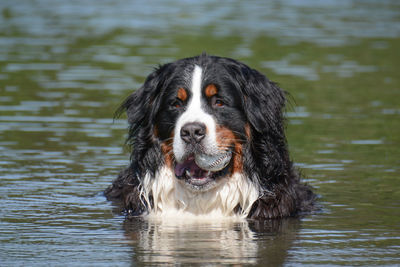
[174,122,232,191]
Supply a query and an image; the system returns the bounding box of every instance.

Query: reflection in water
[123,216,301,265]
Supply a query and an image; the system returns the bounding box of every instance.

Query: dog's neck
[140,166,260,219]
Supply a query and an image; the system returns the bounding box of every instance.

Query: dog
[105,54,315,219]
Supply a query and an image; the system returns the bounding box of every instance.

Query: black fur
[105,54,315,219]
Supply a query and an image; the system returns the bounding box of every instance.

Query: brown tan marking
[232,142,243,174]
[161,137,174,168]
[153,125,159,137]
[205,84,218,98]
[177,87,187,102]
[216,125,244,174]
[245,123,251,140]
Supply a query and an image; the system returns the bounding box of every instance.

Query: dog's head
[121,54,287,193]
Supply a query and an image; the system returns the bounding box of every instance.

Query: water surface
[0,0,399,266]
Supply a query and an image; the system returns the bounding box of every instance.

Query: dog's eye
[215,100,224,106]
[211,97,224,108]
[171,99,183,109]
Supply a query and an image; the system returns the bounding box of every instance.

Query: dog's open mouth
[174,151,232,190]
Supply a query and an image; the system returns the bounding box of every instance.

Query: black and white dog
[105,54,315,219]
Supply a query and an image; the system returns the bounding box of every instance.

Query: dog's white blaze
[188,65,202,110]
[173,65,218,162]
[140,166,260,218]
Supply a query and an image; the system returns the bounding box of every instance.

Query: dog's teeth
[207,171,211,176]
[185,170,191,178]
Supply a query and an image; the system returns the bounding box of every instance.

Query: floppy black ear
[117,67,167,144]
[234,66,292,187]
[240,68,286,138]
[117,65,175,179]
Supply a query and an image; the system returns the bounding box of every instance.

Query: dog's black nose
[180,122,206,143]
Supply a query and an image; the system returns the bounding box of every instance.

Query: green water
[0,1,399,266]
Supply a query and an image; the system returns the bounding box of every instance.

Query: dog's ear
[116,66,168,138]
[239,68,286,138]
[235,66,291,183]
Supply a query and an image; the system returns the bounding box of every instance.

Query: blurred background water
[0,0,399,266]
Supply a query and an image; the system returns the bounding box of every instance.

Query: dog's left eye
[211,97,224,108]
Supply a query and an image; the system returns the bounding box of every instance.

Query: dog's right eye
[170,99,183,109]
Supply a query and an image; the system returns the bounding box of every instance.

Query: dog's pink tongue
[175,157,197,177]
[174,157,207,178]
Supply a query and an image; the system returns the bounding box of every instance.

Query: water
[1,0,399,265]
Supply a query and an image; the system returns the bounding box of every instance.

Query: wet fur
[104,54,315,219]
